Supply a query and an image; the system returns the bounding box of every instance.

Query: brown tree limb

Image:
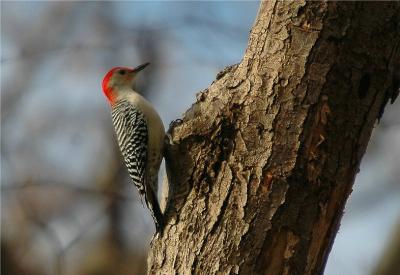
[373,221,400,275]
[149,1,400,274]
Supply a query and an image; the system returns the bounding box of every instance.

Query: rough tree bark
[149,1,399,274]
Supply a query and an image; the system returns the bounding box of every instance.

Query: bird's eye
[118,70,126,75]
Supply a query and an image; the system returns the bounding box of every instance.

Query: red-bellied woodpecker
[102,63,165,231]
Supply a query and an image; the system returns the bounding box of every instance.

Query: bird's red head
[102,63,150,105]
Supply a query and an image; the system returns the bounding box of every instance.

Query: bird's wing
[111,100,148,195]
[111,100,163,231]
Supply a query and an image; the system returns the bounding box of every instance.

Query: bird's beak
[132,62,150,73]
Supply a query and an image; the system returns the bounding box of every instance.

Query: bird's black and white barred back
[112,100,148,192]
[111,100,163,231]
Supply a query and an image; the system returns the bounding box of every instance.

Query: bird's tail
[146,188,164,232]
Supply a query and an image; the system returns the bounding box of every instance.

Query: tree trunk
[149,1,400,274]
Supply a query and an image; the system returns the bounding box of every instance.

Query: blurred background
[1,2,399,275]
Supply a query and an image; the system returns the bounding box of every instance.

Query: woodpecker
[102,63,165,231]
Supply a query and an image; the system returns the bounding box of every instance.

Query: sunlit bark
[149,1,400,274]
